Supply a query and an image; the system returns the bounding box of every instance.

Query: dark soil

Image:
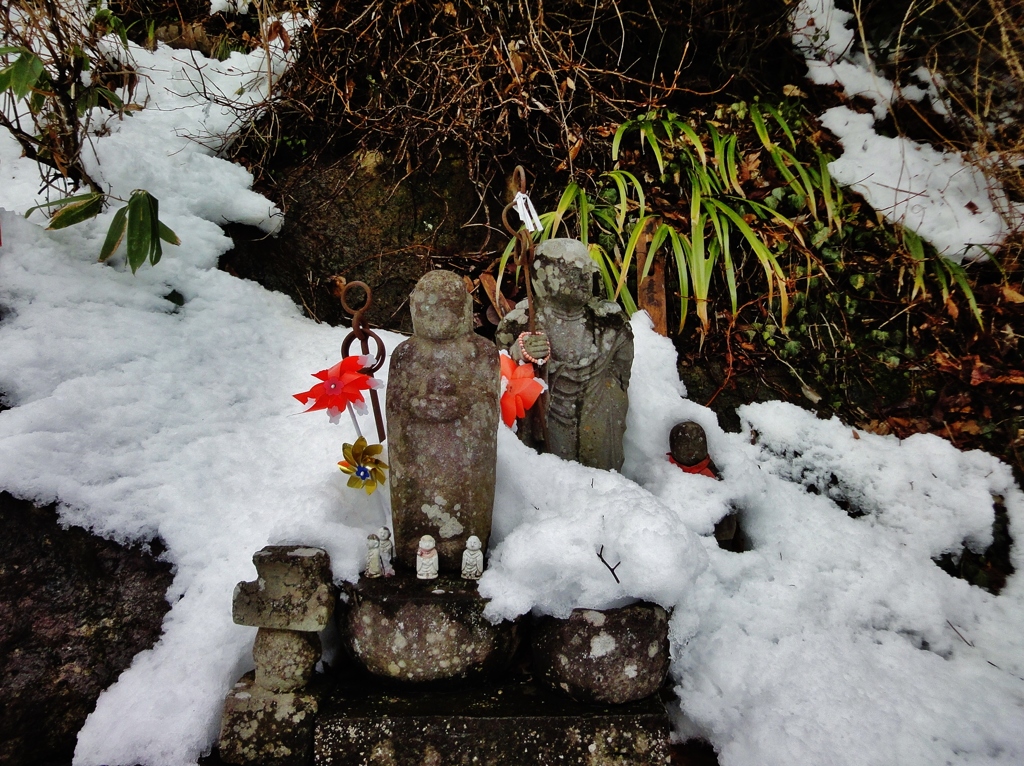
[0,492,174,766]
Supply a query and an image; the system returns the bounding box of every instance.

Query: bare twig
[596,545,622,583]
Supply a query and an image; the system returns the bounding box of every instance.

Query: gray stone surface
[496,238,633,470]
[531,602,671,705]
[253,628,322,693]
[386,270,500,571]
[233,546,334,632]
[219,672,321,766]
[314,673,671,766]
[339,571,519,682]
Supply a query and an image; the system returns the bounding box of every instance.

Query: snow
[792,0,1020,261]
[0,15,1023,766]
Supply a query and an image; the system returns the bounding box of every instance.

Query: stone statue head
[367,533,380,549]
[377,526,391,541]
[410,270,472,340]
[670,421,708,466]
[531,238,598,307]
[418,534,436,551]
[466,535,481,552]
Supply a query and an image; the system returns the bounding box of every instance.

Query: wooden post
[635,218,668,336]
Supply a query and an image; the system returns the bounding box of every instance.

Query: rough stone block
[233,546,334,632]
[532,602,671,704]
[339,571,519,682]
[314,674,671,766]
[253,628,321,693]
[218,672,321,766]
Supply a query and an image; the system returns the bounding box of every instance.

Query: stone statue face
[419,535,436,551]
[531,239,598,307]
[378,527,391,541]
[466,535,481,551]
[410,270,472,340]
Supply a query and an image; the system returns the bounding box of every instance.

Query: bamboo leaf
[99,206,129,262]
[126,190,153,273]
[7,52,44,100]
[24,192,102,219]
[158,220,180,246]
[47,193,105,229]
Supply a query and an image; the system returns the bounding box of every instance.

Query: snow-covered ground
[1,10,1023,766]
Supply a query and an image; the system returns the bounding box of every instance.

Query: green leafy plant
[25,190,180,274]
[902,226,983,328]
[500,107,838,335]
[2,4,178,272]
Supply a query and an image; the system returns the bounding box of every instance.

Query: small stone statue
[377,526,395,577]
[416,535,439,580]
[387,270,500,571]
[365,534,384,578]
[668,421,718,477]
[496,239,633,471]
[461,535,484,580]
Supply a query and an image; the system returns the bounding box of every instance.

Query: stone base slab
[314,675,671,766]
[218,672,322,766]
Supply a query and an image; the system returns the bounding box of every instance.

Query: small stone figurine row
[365,527,484,581]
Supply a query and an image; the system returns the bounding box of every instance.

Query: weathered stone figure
[496,239,633,470]
[387,270,500,571]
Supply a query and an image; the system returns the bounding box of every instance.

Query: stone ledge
[314,674,671,766]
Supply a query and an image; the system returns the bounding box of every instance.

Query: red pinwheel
[499,351,545,429]
[294,355,381,421]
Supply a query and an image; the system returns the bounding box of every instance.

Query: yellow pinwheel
[338,436,388,495]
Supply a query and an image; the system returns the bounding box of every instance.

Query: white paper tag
[513,191,544,232]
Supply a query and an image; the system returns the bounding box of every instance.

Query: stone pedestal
[339,570,519,683]
[314,672,671,766]
[219,673,322,766]
[531,602,671,704]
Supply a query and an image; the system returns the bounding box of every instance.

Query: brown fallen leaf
[1002,285,1024,303]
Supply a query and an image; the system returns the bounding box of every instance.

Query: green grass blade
[903,227,927,300]
[550,181,579,239]
[611,120,633,162]
[614,214,654,300]
[641,122,665,174]
[764,103,797,151]
[577,185,590,245]
[942,257,983,328]
[673,121,707,167]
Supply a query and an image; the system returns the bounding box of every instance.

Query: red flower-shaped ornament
[499,351,546,429]
[294,355,381,422]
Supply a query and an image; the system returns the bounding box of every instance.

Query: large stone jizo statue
[387,270,500,572]
[496,239,633,471]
